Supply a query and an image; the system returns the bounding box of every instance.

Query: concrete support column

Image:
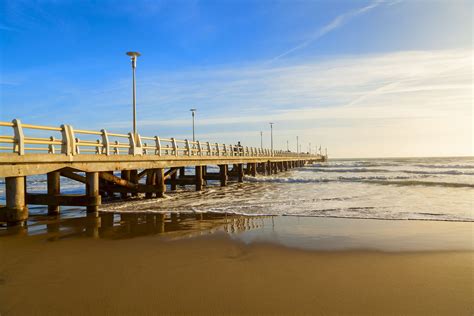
[203,165,208,186]
[47,171,60,215]
[145,169,155,198]
[251,163,257,177]
[130,170,138,197]
[86,172,99,213]
[237,164,244,183]
[120,170,130,199]
[3,176,28,225]
[195,166,204,191]
[266,162,272,175]
[155,168,165,198]
[179,167,186,188]
[219,164,228,187]
[170,169,177,191]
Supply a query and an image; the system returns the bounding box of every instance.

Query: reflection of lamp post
[260,131,263,149]
[190,108,196,142]
[126,51,141,142]
[269,122,274,152]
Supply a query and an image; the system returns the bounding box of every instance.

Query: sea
[1,156,472,223]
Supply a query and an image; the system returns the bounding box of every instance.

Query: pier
[0,119,326,225]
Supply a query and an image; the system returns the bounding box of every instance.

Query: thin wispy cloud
[0,23,18,32]
[266,0,385,64]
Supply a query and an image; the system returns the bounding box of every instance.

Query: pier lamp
[126,51,141,142]
[269,122,274,153]
[190,108,197,142]
[287,140,289,152]
[260,131,263,149]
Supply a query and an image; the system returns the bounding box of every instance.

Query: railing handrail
[0,119,323,158]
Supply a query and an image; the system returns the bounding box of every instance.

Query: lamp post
[126,51,141,142]
[296,136,299,154]
[287,140,289,152]
[190,108,196,142]
[269,122,274,152]
[260,131,263,149]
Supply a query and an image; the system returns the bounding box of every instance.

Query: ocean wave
[414,164,474,169]
[362,180,474,188]
[307,167,474,176]
[245,176,333,184]
[309,168,391,173]
[245,175,472,188]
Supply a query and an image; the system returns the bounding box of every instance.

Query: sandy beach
[1,214,472,315]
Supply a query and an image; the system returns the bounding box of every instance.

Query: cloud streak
[266,0,384,64]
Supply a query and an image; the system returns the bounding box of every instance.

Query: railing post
[136,134,143,154]
[48,136,56,154]
[12,119,25,155]
[215,143,220,156]
[127,133,143,155]
[185,139,191,156]
[101,129,110,155]
[95,139,101,154]
[171,138,178,156]
[206,142,211,156]
[143,143,148,155]
[197,141,202,156]
[128,132,136,155]
[223,144,227,156]
[61,124,76,156]
[75,137,80,154]
[114,141,119,154]
[154,136,161,156]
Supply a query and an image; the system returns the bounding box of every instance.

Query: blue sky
[0,0,472,157]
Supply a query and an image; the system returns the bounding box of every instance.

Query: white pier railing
[0,119,318,158]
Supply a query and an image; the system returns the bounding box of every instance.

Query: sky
[0,0,472,158]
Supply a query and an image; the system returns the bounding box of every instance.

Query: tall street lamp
[260,131,263,149]
[296,136,299,154]
[126,51,141,142]
[190,108,197,142]
[269,122,274,152]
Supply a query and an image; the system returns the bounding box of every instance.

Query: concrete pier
[195,166,204,191]
[47,171,60,215]
[219,165,228,187]
[86,172,99,213]
[3,176,28,225]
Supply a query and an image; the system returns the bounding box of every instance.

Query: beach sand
[0,214,473,315]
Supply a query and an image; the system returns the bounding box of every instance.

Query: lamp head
[126,51,141,58]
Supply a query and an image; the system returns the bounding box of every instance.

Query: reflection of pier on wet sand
[0,211,265,240]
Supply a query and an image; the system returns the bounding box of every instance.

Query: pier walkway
[0,119,326,225]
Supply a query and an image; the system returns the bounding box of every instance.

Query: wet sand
[0,214,473,315]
